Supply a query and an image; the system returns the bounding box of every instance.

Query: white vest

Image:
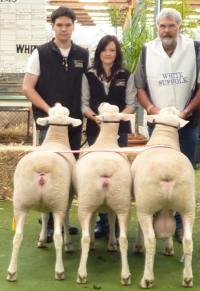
[146,35,196,111]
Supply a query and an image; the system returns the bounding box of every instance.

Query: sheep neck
[42,125,70,148]
[147,124,180,151]
[93,122,119,148]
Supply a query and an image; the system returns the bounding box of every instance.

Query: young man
[23,6,89,241]
[135,8,200,243]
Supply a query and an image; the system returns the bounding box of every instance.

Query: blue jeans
[148,123,198,231]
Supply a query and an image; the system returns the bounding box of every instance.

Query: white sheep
[7,103,82,281]
[73,102,133,285]
[131,107,195,288]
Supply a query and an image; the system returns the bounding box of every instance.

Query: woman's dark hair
[93,35,123,80]
[51,6,76,24]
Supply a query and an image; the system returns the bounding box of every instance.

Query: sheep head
[48,102,70,117]
[147,106,189,128]
[36,103,82,127]
[96,102,133,122]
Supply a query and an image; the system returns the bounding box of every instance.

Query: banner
[0,0,46,73]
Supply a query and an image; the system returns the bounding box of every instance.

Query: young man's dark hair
[51,6,76,24]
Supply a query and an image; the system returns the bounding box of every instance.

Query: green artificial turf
[0,170,200,291]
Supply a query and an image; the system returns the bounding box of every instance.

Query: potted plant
[120,0,152,146]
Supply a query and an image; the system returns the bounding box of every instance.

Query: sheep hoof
[64,242,74,253]
[121,274,131,285]
[164,247,174,256]
[7,271,17,282]
[107,242,117,252]
[37,240,47,248]
[77,274,87,284]
[182,277,193,287]
[140,278,154,289]
[55,271,65,280]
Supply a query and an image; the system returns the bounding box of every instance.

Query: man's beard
[160,36,177,48]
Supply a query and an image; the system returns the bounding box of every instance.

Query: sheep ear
[68,117,82,127]
[96,115,103,122]
[178,118,189,128]
[146,115,158,123]
[36,117,49,126]
[118,113,135,121]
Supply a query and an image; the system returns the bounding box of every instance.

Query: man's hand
[147,104,160,115]
[179,109,191,119]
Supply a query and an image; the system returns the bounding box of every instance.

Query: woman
[81,35,136,237]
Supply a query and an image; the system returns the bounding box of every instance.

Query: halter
[102,120,120,123]
[48,123,69,127]
[148,121,179,129]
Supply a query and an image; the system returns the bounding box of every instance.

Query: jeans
[178,124,198,167]
[148,123,198,231]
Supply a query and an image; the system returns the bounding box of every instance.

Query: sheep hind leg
[63,207,74,253]
[7,209,28,281]
[117,213,131,285]
[138,213,155,289]
[37,213,48,248]
[53,212,65,280]
[107,211,117,252]
[182,213,194,287]
[77,212,92,284]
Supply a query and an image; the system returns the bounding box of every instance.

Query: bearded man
[134,8,200,243]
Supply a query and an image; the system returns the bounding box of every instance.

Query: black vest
[34,40,88,130]
[85,69,131,137]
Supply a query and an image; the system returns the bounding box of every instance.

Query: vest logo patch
[158,72,188,86]
[115,79,126,87]
[74,60,84,68]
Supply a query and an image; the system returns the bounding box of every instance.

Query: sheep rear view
[7,103,82,282]
[74,102,133,285]
[131,107,195,288]
[13,151,71,212]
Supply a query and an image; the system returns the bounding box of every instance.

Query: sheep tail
[100,175,111,189]
[38,173,46,187]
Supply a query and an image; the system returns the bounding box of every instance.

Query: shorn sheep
[74,102,133,285]
[7,103,81,281]
[131,107,195,288]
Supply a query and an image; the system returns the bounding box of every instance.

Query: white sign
[0,0,46,73]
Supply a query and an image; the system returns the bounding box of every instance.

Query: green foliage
[162,0,198,37]
[109,5,123,28]
[121,1,153,73]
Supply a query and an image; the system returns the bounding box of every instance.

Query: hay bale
[0,144,33,200]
